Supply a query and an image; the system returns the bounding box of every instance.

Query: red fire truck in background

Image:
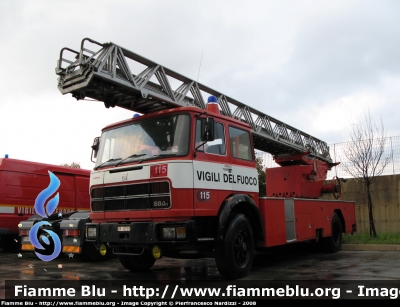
[13,157,113,260]
[0,157,89,251]
[50,38,356,278]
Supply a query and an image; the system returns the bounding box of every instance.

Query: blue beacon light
[208,95,218,103]
[206,95,220,114]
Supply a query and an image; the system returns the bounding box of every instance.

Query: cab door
[193,119,232,217]
[228,126,259,196]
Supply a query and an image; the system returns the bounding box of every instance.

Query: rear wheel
[215,214,254,279]
[118,249,156,272]
[323,213,342,253]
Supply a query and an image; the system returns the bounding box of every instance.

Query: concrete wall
[322,174,400,233]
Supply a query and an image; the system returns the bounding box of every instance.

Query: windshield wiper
[137,153,178,163]
[154,153,177,157]
[114,154,147,167]
[94,158,122,170]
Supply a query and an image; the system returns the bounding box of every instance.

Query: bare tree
[342,111,391,237]
[61,162,81,169]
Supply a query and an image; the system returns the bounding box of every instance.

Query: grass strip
[343,232,400,244]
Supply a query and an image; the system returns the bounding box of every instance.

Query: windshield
[95,114,190,168]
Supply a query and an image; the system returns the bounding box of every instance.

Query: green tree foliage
[256,154,266,197]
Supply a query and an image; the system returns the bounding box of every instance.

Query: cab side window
[196,120,226,155]
[229,126,252,161]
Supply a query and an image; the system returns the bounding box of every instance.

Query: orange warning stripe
[21,244,35,251]
[62,246,81,253]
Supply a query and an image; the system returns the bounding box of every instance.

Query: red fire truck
[0,157,89,251]
[54,38,356,278]
[15,157,113,260]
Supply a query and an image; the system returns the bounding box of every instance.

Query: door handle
[223,165,232,173]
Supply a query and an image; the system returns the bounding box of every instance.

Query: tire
[323,213,342,253]
[0,235,20,252]
[215,214,254,279]
[118,249,156,272]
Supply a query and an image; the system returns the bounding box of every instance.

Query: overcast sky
[0,0,399,170]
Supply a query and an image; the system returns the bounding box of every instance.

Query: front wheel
[215,214,254,279]
[0,235,20,251]
[322,213,342,253]
[118,249,156,272]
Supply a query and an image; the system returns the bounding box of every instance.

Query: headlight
[162,227,175,238]
[161,225,187,240]
[86,227,97,238]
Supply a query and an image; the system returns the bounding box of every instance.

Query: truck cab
[85,103,264,275]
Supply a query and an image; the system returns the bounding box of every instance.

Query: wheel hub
[234,231,250,265]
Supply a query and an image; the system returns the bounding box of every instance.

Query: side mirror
[200,117,215,142]
[91,137,100,163]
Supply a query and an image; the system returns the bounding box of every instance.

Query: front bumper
[86,220,196,246]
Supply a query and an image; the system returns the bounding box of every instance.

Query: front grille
[150,182,169,194]
[126,183,149,195]
[105,185,125,197]
[91,181,171,212]
[104,199,125,211]
[91,200,104,211]
[126,198,149,210]
[91,188,103,199]
[150,196,171,209]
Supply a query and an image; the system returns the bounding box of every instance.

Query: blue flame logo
[29,171,62,261]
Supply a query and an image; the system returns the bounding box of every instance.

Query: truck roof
[100,106,251,132]
[0,158,90,176]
